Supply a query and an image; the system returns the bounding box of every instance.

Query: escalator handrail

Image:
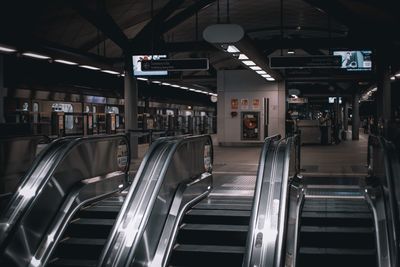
[243,134,298,267]
[243,134,281,266]
[0,134,130,248]
[368,135,400,265]
[98,134,213,267]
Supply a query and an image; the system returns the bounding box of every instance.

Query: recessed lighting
[102,70,120,75]
[54,59,78,65]
[238,54,248,60]
[242,60,256,66]
[250,66,262,71]
[162,82,171,86]
[79,65,100,70]
[0,45,16,53]
[227,45,240,53]
[137,77,148,81]
[22,52,50,60]
[257,70,267,75]
[152,80,161,84]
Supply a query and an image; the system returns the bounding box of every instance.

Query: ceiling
[0,0,399,94]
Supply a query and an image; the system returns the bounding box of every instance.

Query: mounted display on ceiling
[132,55,168,76]
[333,50,372,71]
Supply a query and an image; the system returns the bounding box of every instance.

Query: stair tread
[61,237,107,246]
[174,244,245,254]
[300,226,375,233]
[181,223,248,232]
[187,209,251,217]
[49,258,97,267]
[70,218,115,226]
[300,247,376,255]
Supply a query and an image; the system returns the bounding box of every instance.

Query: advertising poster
[252,99,260,110]
[231,98,239,110]
[241,99,249,110]
[241,112,260,140]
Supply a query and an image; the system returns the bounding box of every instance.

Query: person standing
[319,112,330,145]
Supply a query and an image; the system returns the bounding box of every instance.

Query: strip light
[0,45,16,53]
[79,65,100,70]
[102,70,120,75]
[227,45,240,53]
[22,52,50,59]
[54,59,77,65]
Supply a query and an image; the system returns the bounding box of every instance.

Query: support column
[376,49,391,137]
[124,56,138,159]
[0,55,5,123]
[344,100,349,131]
[352,93,360,140]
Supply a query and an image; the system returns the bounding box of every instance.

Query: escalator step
[301,211,372,219]
[181,223,248,232]
[70,218,115,226]
[54,238,107,260]
[174,244,245,254]
[193,202,252,211]
[300,226,374,233]
[48,258,97,267]
[61,237,107,246]
[299,247,376,255]
[184,209,251,225]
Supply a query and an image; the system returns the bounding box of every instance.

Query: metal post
[124,56,139,159]
[0,55,5,123]
[352,93,360,140]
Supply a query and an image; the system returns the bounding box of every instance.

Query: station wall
[217,70,285,146]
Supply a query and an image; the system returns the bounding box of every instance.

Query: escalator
[48,192,126,267]
[297,188,377,267]
[169,195,252,267]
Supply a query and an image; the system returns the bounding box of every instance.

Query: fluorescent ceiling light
[0,45,16,53]
[171,84,180,88]
[189,88,196,91]
[262,74,271,78]
[266,77,275,81]
[54,59,77,65]
[120,73,125,77]
[152,80,161,84]
[395,73,400,77]
[250,66,262,71]
[102,70,120,75]
[242,60,256,66]
[79,65,100,70]
[137,77,148,81]
[287,49,295,55]
[238,54,248,60]
[227,45,240,53]
[180,86,188,89]
[291,95,298,98]
[390,76,396,81]
[256,70,267,75]
[22,52,50,59]
[371,87,377,92]
[162,82,171,86]
[194,90,202,93]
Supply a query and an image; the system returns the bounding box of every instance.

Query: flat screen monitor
[133,55,168,76]
[333,50,372,71]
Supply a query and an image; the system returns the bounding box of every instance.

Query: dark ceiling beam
[131,0,185,47]
[68,0,130,51]
[162,0,216,33]
[247,26,347,36]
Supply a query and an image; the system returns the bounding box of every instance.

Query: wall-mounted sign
[288,97,308,104]
[241,99,249,110]
[242,112,260,141]
[270,56,341,69]
[231,98,239,110]
[252,99,260,110]
[141,58,209,71]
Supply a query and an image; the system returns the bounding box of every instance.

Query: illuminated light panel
[22,52,50,59]
[162,82,171,86]
[256,70,267,75]
[152,80,161,84]
[390,76,396,81]
[171,84,181,88]
[242,60,256,66]
[0,45,16,53]
[79,65,100,70]
[180,86,188,89]
[238,54,248,60]
[54,59,77,65]
[262,74,271,78]
[137,77,148,81]
[395,73,400,77]
[250,66,262,71]
[227,45,240,53]
[189,88,196,91]
[266,77,275,81]
[102,70,120,75]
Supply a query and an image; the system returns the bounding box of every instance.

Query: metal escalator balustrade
[98,135,214,267]
[0,134,131,267]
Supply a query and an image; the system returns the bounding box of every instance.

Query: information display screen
[132,55,168,76]
[333,50,372,71]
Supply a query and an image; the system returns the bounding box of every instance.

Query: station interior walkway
[132,131,368,196]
